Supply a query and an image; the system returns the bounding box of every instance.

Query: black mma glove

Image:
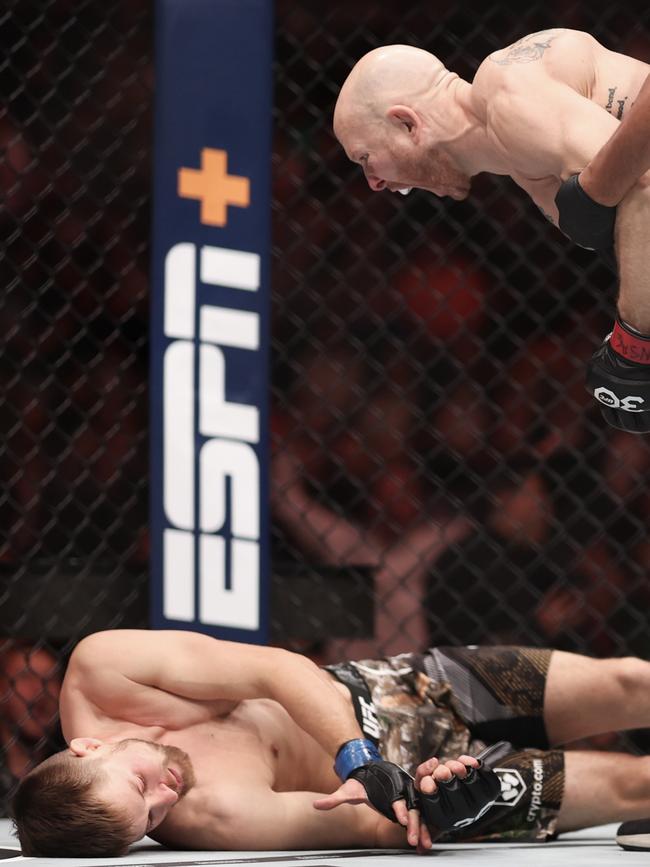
[418,759,501,834]
[335,739,501,833]
[348,761,418,823]
[334,739,416,822]
[587,318,650,433]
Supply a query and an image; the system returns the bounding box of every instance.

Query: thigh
[426,646,552,748]
[544,650,645,745]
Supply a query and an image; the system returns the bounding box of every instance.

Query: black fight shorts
[424,646,564,842]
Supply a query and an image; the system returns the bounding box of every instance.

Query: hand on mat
[413,755,478,850]
[414,753,501,850]
[314,756,487,852]
[314,766,422,848]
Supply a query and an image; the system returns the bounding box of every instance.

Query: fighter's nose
[159,781,179,806]
[367,175,386,192]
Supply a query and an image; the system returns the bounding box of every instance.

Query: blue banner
[150,0,273,643]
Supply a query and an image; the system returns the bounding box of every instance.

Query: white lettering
[163,528,194,621]
[163,341,195,529]
[526,759,544,823]
[164,243,196,338]
[199,535,259,629]
[162,242,262,630]
[358,696,381,739]
[199,344,259,442]
[594,386,644,411]
[200,245,260,291]
[200,439,259,537]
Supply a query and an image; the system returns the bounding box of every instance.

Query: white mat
[0,819,639,866]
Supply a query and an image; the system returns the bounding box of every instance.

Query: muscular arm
[486,75,621,218]
[162,788,402,851]
[580,74,650,206]
[271,452,380,567]
[482,53,650,375]
[488,68,650,331]
[63,630,363,757]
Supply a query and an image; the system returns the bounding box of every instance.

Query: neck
[436,77,509,176]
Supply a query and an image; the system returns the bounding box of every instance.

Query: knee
[620,755,650,806]
[611,655,650,696]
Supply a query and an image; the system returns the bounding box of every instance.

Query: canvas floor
[0,819,643,867]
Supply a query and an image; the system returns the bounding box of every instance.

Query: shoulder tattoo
[489,30,559,66]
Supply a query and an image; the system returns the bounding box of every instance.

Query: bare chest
[152,702,337,848]
[201,680,349,793]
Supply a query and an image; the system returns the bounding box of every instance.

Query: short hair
[11,750,133,857]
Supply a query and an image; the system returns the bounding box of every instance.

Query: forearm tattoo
[489,30,559,65]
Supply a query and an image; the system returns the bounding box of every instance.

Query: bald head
[333,45,448,140]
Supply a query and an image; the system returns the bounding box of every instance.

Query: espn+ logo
[162,149,262,631]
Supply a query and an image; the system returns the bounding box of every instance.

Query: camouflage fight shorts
[325,645,564,843]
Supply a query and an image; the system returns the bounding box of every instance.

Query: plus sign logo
[178,148,250,226]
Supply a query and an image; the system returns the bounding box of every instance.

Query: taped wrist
[609,318,650,364]
[554,173,616,253]
[334,738,382,781]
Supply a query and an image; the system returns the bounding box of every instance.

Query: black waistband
[324,662,381,746]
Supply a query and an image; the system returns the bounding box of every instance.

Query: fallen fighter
[11,631,650,854]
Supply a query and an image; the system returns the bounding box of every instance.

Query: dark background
[0,0,649,814]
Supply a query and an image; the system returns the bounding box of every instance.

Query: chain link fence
[1,0,650,815]
[0,0,152,809]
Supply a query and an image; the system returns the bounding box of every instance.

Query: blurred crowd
[0,1,151,807]
[2,0,650,815]
[269,0,650,668]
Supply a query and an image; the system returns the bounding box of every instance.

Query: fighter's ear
[386,105,420,139]
[69,737,104,756]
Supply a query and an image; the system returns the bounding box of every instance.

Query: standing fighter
[333,29,650,432]
[13,629,650,855]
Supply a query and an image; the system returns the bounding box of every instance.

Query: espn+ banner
[150,0,273,642]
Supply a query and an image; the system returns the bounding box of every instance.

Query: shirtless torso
[58,630,400,851]
[335,28,650,334]
[469,29,650,222]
